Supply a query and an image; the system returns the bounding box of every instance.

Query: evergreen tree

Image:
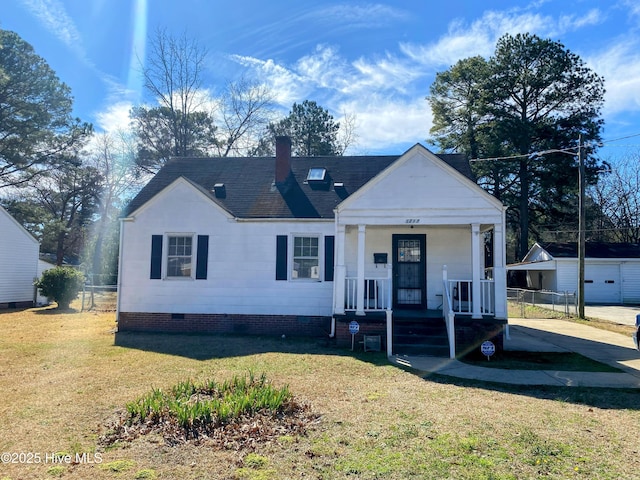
[429,33,605,260]
[0,29,91,187]
[253,100,342,156]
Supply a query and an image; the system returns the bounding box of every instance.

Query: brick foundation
[454,318,506,357]
[334,314,506,356]
[118,312,332,337]
[335,316,387,350]
[0,301,34,310]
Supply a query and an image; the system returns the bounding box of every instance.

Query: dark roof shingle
[541,242,640,259]
[124,149,471,219]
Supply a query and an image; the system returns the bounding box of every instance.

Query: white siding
[119,179,334,316]
[337,147,503,226]
[0,207,39,304]
[555,261,577,294]
[622,262,640,304]
[343,225,472,309]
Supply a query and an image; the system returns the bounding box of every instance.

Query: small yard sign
[481,341,495,361]
[349,321,360,351]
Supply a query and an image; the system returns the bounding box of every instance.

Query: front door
[392,234,426,309]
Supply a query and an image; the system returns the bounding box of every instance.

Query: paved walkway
[390,317,640,388]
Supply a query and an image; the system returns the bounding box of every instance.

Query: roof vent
[213,183,226,198]
[333,181,349,199]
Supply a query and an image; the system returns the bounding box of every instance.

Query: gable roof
[124,146,473,219]
[539,242,640,259]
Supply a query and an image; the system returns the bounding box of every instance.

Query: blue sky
[4,0,640,157]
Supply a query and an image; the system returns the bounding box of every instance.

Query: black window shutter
[276,235,288,280]
[324,235,335,281]
[196,235,209,279]
[150,235,163,279]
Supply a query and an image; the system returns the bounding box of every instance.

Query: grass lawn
[460,351,623,372]
[1,305,640,479]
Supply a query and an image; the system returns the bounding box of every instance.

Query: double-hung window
[167,235,193,277]
[292,236,319,279]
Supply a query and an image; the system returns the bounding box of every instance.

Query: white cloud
[310,3,409,27]
[557,9,604,32]
[622,0,640,18]
[399,11,543,67]
[95,101,132,134]
[230,54,309,105]
[18,0,85,57]
[399,8,604,68]
[339,96,431,153]
[587,40,640,117]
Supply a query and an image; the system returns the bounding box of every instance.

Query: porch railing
[344,277,392,311]
[447,279,495,315]
[442,271,456,359]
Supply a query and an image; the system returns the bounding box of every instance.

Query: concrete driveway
[583,305,640,326]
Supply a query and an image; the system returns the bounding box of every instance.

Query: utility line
[468,132,640,163]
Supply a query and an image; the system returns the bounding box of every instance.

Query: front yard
[1,305,639,479]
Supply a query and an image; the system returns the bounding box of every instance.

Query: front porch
[330,223,508,359]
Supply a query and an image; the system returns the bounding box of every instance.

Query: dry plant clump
[98,373,320,450]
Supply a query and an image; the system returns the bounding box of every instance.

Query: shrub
[35,266,84,309]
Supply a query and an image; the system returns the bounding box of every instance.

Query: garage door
[584,263,621,304]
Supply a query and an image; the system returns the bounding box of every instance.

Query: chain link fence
[81,274,117,312]
[507,288,577,317]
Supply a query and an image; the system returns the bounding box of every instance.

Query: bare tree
[213,77,275,157]
[84,132,145,276]
[142,27,208,149]
[335,111,358,155]
[132,29,275,171]
[590,154,640,243]
[132,28,216,173]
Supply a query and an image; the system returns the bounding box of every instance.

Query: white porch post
[356,224,366,315]
[493,221,507,320]
[471,223,482,319]
[333,224,346,315]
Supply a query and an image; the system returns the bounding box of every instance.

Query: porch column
[333,224,346,315]
[356,224,366,315]
[493,221,507,320]
[471,223,482,319]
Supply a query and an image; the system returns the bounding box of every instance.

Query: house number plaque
[405,219,420,224]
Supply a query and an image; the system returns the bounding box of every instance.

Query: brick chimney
[275,136,292,184]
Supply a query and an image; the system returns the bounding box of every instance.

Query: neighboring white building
[117,138,508,357]
[508,242,640,304]
[0,205,39,308]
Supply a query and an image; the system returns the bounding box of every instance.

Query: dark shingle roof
[541,242,640,259]
[124,148,472,219]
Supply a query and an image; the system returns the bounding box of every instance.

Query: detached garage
[507,242,640,305]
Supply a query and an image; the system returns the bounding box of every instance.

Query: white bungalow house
[117,137,508,358]
[0,205,39,309]
[508,242,640,304]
